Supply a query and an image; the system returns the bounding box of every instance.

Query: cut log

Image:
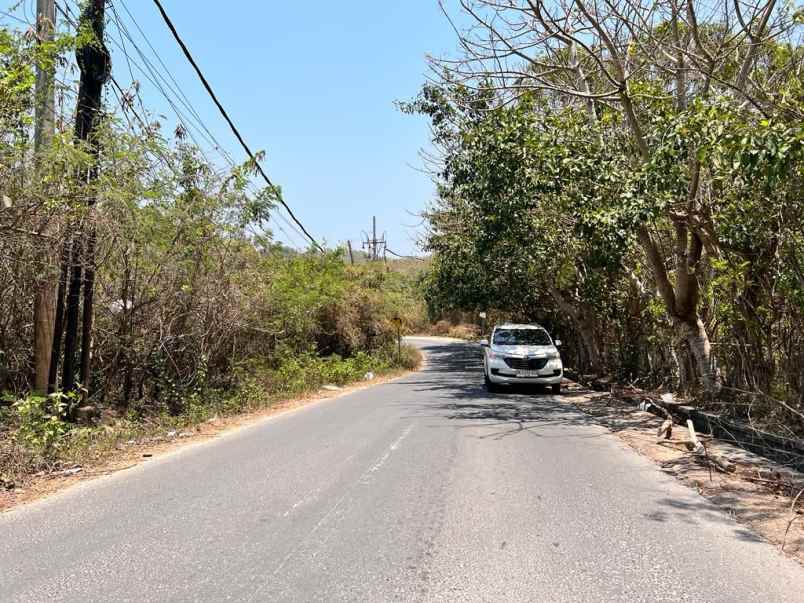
[687,419,704,454]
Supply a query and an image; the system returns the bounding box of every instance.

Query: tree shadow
[398,342,603,440]
[643,497,774,544]
[400,341,800,551]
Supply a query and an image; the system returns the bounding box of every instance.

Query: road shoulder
[0,368,417,514]
[559,384,804,564]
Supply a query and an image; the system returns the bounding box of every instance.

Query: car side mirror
[554,339,562,348]
[479,339,489,347]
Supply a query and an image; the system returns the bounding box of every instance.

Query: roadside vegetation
[0,16,425,488]
[404,1,804,438]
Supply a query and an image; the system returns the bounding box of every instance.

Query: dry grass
[430,320,481,340]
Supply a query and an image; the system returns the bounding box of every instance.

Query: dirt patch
[561,385,804,564]
[0,370,411,514]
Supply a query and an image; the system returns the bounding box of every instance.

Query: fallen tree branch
[782,488,804,552]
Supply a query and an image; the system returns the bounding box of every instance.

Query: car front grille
[503,357,548,371]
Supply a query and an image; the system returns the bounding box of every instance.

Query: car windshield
[493,328,552,346]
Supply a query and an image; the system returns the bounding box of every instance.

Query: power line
[151,0,323,252]
[386,248,426,262]
[65,0,254,185]
[58,0,233,180]
[105,7,230,170]
[117,1,211,135]
[55,0,314,252]
[110,2,233,167]
[110,3,305,249]
[56,1,176,175]
[0,9,31,25]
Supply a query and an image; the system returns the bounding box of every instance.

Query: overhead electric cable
[151,0,324,252]
[58,0,231,176]
[56,1,178,175]
[385,248,426,262]
[106,11,229,169]
[117,1,218,147]
[116,1,308,245]
[110,3,232,166]
[0,9,30,25]
[58,0,306,250]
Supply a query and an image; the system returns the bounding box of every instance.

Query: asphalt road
[2,338,803,602]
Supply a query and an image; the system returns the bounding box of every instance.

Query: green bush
[14,393,73,455]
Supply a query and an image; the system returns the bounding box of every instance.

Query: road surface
[2,338,803,602]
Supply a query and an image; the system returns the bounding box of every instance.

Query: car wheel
[551,383,561,395]
[484,371,498,393]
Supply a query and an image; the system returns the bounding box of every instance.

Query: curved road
[2,338,803,602]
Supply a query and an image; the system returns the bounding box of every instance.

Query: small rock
[660,393,675,404]
[59,467,82,477]
[166,430,178,438]
[363,372,375,381]
[322,385,341,392]
[179,432,193,438]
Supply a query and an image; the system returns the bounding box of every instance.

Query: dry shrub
[447,324,481,340]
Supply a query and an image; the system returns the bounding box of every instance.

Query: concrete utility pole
[34,0,55,160]
[32,0,56,394]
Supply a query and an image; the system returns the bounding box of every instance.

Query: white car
[481,323,564,393]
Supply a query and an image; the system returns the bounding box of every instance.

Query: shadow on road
[398,341,600,440]
[400,340,788,549]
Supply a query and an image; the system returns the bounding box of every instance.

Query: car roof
[494,323,546,330]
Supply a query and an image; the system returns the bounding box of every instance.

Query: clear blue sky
[104,1,460,254]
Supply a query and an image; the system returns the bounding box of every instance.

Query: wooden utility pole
[32,0,56,394]
[346,240,355,265]
[55,0,110,398]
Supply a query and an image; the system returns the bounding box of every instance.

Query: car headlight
[547,357,562,369]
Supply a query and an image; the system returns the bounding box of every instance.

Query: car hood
[491,344,558,357]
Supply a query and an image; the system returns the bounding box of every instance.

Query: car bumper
[487,369,563,385]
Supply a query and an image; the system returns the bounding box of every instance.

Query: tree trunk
[577,317,603,374]
[676,317,721,394]
[49,240,71,392]
[61,235,84,393]
[79,227,97,389]
[548,285,603,374]
[56,0,110,404]
[638,225,722,394]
